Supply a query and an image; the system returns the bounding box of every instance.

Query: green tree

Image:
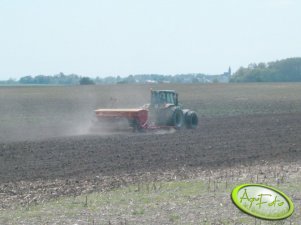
[79,77,95,85]
[230,58,301,82]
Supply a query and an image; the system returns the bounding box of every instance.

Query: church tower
[228,67,232,76]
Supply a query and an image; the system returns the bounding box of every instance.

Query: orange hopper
[94,108,148,129]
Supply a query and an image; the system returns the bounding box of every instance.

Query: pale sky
[0,0,300,79]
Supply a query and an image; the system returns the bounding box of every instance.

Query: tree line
[230,58,301,82]
[1,72,230,85]
[2,57,300,85]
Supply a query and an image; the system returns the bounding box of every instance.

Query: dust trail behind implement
[0,85,151,142]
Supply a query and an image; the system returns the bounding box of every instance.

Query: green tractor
[95,89,198,131]
[146,90,198,129]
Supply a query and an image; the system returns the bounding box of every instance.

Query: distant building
[145,80,158,84]
[202,66,232,83]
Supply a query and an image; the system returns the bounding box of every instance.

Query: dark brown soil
[1,113,301,184]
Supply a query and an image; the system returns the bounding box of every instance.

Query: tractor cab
[150,90,178,107]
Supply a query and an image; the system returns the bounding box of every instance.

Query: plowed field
[1,113,301,184]
[1,83,301,224]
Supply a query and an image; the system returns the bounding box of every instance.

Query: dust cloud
[0,85,159,142]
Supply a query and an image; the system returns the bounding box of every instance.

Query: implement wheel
[129,119,143,132]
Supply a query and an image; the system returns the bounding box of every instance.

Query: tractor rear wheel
[185,111,198,129]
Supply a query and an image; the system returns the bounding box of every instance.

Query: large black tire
[168,108,184,129]
[182,109,190,127]
[185,111,198,129]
